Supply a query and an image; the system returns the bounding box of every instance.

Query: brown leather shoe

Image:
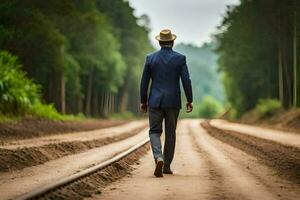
[154,158,164,177]
[163,164,173,174]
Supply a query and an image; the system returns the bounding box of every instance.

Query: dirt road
[0,121,148,200]
[89,119,300,200]
[0,121,147,172]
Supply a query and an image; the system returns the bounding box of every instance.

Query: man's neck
[161,45,173,49]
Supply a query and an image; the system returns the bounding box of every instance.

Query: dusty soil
[0,118,128,142]
[2,119,299,200]
[0,121,147,172]
[239,108,300,133]
[202,120,300,183]
[39,143,150,200]
[209,119,300,148]
[88,120,300,200]
[0,129,149,200]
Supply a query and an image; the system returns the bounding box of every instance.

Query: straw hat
[155,29,177,41]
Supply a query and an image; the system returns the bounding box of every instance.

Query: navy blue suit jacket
[140,47,193,109]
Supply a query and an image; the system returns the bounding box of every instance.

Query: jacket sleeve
[140,56,151,104]
[180,56,193,103]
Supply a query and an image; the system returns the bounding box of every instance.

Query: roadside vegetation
[180,95,224,119]
[256,99,282,118]
[0,51,82,121]
[239,100,300,132]
[216,0,300,118]
[0,0,153,121]
[1,0,299,123]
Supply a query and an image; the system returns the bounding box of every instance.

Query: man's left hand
[140,103,148,113]
[186,102,193,113]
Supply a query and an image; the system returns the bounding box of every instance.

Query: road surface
[0,121,148,200]
[89,119,300,200]
[1,119,299,200]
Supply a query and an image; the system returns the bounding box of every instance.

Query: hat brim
[155,34,177,41]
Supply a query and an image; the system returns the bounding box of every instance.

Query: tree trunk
[111,93,114,114]
[98,90,104,117]
[85,69,94,116]
[118,79,129,113]
[76,93,83,114]
[103,91,109,117]
[108,92,112,115]
[92,89,99,117]
[278,35,284,105]
[293,8,298,106]
[282,41,292,108]
[60,46,65,114]
[49,70,65,113]
[60,74,66,114]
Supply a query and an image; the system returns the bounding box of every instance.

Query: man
[140,29,193,177]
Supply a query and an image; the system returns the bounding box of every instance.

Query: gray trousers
[148,107,180,165]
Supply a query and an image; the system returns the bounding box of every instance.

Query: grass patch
[29,103,85,121]
[0,104,85,123]
[256,98,281,118]
[0,115,22,123]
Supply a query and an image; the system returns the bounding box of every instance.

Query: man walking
[140,29,193,177]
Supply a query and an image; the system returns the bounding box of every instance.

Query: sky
[128,0,239,47]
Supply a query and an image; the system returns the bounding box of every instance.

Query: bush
[179,96,224,119]
[29,103,64,120]
[0,51,83,121]
[29,102,84,120]
[0,51,40,114]
[0,115,21,123]
[198,96,224,119]
[226,108,238,120]
[256,98,281,118]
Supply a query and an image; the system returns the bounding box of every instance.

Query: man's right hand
[186,102,193,113]
[140,103,148,113]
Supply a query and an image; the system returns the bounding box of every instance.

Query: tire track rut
[202,120,300,183]
[189,120,278,200]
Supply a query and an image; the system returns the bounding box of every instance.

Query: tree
[95,0,154,113]
[0,0,153,117]
[216,0,300,115]
[0,51,40,115]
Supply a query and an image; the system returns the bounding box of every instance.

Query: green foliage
[175,43,225,103]
[0,0,153,117]
[0,51,40,114]
[0,115,21,123]
[30,102,84,120]
[222,73,245,116]
[180,95,224,119]
[176,42,226,119]
[216,0,300,115]
[256,98,281,118]
[96,0,154,113]
[226,108,239,120]
[64,53,82,113]
[198,96,224,119]
[29,102,64,120]
[0,51,83,120]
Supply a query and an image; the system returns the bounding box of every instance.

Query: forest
[216,0,300,117]
[0,0,153,119]
[1,0,300,120]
